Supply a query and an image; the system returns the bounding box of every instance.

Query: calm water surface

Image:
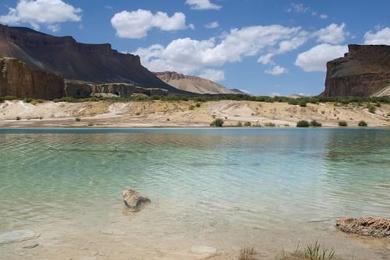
[0,128,389,259]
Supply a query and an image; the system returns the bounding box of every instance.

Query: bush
[210,118,224,127]
[195,103,201,108]
[16,116,21,121]
[189,105,195,110]
[367,104,376,114]
[296,120,310,127]
[338,121,348,127]
[75,117,81,122]
[358,120,368,127]
[244,121,252,127]
[299,101,307,107]
[264,122,276,127]
[310,120,322,127]
[236,121,243,127]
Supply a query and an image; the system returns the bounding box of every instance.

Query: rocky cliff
[324,44,390,97]
[0,57,64,99]
[0,24,181,94]
[155,71,241,94]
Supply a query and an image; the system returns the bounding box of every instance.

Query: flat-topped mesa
[324,44,390,97]
[0,24,182,94]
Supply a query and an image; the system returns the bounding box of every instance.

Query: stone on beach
[190,245,217,258]
[122,189,151,212]
[336,217,390,238]
[0,230,39,245]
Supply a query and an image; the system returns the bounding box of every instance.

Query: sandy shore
[0,100,389,128]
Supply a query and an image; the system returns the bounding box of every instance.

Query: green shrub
[195,103,201,108]
[244,121,252,127]
[16,116,21,121]
[236,121,243,127]
[338,121,348,127]
[189,105,195,110]
[210,118,224,127]
[367,104,376,114]
[3,96,18,101]
[299,101,307,107]
[358,120,368,127]
[75,117,81,122]
[23,98,33,103]
[310,120,322,127]
[297,120,310,127]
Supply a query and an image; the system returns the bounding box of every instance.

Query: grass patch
[279,241,337,260]
[238,247,257,260]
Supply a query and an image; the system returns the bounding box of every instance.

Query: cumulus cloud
[364,27,390,45]
[185,0,221,10]
[111,9,188,39]
[199,69,225,82]
[295,44,347,72]
[0,0,81,31]
[315,23,347,44]
[205,21,219,29]
[265,65,287,75]
[135,25,306,76]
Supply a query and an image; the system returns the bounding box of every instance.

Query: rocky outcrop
[0,24,183,94]
[336,217,390,238]
[65,81,168,98]
[122,189,151,212]
[324,44,390,97]
[0,57,64,99]
[155,71,240,94]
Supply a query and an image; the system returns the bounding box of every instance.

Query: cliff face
[0,24,181,94]
[324,44,390,97]
[0,57,64,99]
[155,71,240,95]
[65,81,168,98]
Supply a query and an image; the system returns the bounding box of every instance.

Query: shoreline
[1,100,389,128]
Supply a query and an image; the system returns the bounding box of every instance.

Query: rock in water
[0,230,39,245]
[122,189,151,212]
[336,217,390,238]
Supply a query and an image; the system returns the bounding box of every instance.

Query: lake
[0,128,389,259]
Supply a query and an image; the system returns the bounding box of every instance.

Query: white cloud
[186,0,221,10]
[265,65,287,75]
[205,21,219,29]
[135,25,306,75]
[199,69,225,82]
[295,44,347,72]
[287,3,328,19]
[0,0,81,31]
[111,9,188,39]
[315,23,347,44]
[364,27,390,45]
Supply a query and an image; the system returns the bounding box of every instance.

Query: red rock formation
[0,57,64,99]
[324,44,390,97]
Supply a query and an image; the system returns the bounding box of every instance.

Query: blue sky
[0,0,389,95]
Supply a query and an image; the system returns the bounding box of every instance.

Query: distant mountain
[0,24,183,94]
[324,44,390,97]
[155,71,242,95]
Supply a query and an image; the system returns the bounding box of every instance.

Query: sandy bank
[0,100,389,128]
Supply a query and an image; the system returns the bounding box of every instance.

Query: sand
[0,100,389,128]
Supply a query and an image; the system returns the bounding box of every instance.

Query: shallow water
[0,128,389,259]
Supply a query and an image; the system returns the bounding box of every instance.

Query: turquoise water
[0,128,390,259]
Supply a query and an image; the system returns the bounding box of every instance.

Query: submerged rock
[336,217,390,238]
[0,230,39,245]
[122,189,151,212]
